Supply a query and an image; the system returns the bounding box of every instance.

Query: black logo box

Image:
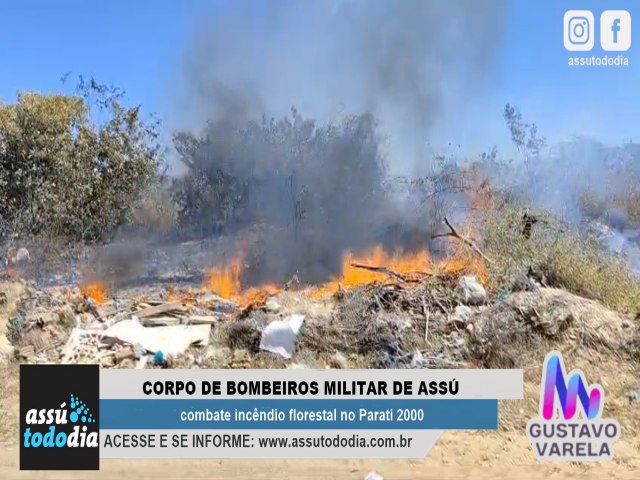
[20,364,99,470]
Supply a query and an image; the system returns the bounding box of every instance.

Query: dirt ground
[1,359,638,480]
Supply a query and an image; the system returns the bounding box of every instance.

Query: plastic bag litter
[102,318,210,357]
[259,314,305,359]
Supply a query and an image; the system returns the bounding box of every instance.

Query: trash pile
[0,274,313,369]
[0,268,638,371]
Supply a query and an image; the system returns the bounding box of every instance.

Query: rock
[457,276,487,305]
[628,388,640,406]
[328,352,349,369]
[589,221,615,238]
[265,299,281,312]
[259,314,305,359]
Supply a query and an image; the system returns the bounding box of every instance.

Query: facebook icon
[611,18,621,43]
[601,10,631,51]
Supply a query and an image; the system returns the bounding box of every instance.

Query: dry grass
[480,205,640,314]
[469,287,637,368]
[0,280,27,317]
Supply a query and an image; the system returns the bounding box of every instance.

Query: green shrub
[0,79,162,242]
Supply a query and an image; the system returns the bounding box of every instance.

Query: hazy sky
[0,0,637,161]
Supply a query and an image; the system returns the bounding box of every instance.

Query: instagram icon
[564,10,595,51]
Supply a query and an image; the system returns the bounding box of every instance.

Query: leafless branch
[432,216,492,264]
[350,263,431,283]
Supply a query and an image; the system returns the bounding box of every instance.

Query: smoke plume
[174,0,506,285]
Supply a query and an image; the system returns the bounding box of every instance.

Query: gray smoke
[181,0,505,173]
[175,0,506,285]
[487,107,640,274]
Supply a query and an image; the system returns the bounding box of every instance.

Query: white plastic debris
[457,275,487,305]
[259,314,305,359]
[364,471,384,480]
[101,318,211,357]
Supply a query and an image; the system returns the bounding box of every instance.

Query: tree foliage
[172,107,387,238]
[0,78,162,241]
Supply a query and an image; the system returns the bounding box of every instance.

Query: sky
[0,0,638,164]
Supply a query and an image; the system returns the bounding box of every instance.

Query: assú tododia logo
[23,393,98,448]
[20,365,99,470]
[526,351,620,461]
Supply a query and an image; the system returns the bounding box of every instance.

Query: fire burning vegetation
[79,282,108,305]
[2,84,638,379]
[203,243,488,307]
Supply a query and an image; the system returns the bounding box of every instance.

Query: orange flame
[80,282,107,304]
[203,242,488,306]
[310,246,432,299]
[205,256,243,300]
[203,169,494,306]
[203,255,281,306]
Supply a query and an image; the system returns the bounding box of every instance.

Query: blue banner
[100,399,497,430]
